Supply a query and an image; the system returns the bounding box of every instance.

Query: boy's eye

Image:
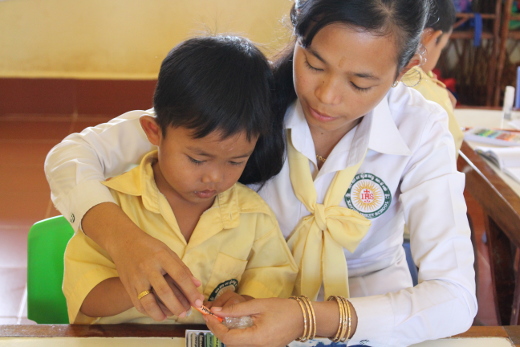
[305,59,323,72]
[188,156,204,165]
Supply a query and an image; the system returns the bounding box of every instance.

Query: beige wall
[0,0,294,79]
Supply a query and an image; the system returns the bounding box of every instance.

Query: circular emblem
[344,173,392,219]
[208,279,238,301]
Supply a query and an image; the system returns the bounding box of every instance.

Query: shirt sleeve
[238,213,298,299]
[63,229,119,323]
[44,109,155,230]
[349,106,477,346]
[412,70,463,155]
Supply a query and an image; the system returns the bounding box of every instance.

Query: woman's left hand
[204,297,303,347]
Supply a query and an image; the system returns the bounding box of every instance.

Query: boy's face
[158,126,257,207]
[142,117,257,209]
[422,29,452,73]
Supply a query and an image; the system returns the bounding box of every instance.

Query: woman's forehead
[307,23,399,74]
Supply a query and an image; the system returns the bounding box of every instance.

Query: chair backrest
[27,215,74,324]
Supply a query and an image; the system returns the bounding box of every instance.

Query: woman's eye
[229,160,246,166]
[305,60,322,72]
[351,82,371,92]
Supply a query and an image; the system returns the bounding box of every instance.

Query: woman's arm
[45,110,204,319]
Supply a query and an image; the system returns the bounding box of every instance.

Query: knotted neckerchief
[286,130,371,300]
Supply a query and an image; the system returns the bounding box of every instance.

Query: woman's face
[293,23,405,134]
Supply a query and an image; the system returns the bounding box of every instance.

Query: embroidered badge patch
[344,173,392,219]
[208,279,238,301]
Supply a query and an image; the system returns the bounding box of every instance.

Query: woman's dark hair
[272,0,430,119]
[153,35,284,185]
[426,0,456,34]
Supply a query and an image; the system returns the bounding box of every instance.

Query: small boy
[63,35,297,324]
[405,0,463,154]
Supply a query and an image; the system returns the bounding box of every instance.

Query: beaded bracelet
[327,296,352,342]
[290,295,316,341]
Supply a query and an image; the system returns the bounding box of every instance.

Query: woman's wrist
[312,299,358,340]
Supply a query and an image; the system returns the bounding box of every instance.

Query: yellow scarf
[286,130,371,300]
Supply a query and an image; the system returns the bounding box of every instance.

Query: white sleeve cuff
[55,180,116,231]
[348,295,394,346]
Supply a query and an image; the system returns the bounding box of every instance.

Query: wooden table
[458,140,520,325]
[0,324,519,346]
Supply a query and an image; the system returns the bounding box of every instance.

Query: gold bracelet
[327,296,347,342]
[301,296,316,340]
[344,298,352,342]
[290,296,316,341]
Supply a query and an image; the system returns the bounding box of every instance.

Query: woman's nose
[315,76,342,105]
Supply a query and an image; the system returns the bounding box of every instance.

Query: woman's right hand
[82,202,204,321]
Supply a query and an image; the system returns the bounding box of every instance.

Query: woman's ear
[139,115,162,146]
[396,56,421,81]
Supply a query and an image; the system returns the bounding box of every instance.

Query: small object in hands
[137,289,152,300]
[195,305,254,328]
[223,315,254,329]
[195,304,224,322]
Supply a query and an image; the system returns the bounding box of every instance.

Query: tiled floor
[0,113,498,326]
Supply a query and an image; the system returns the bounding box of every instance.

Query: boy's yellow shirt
[408,66,463,155]
[63,150,297,324]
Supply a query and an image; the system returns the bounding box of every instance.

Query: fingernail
[178,311,186,318]
[195,299,203,307]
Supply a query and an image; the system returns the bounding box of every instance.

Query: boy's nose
[202,168,223,183]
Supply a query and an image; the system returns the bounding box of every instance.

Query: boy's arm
[80,277,133,317]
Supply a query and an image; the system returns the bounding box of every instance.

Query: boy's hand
[205,291,251,309]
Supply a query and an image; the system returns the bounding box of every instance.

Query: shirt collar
[367,92,412,156]
[285,96,411,164]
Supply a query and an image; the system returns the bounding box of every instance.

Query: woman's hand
[204,298,303,347]
[82,202,204,321]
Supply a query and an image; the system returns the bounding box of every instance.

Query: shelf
[451,31,495,40]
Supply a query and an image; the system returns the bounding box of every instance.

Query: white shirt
[44,84,477,346]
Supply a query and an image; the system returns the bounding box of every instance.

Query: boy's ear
[139,115,162,146]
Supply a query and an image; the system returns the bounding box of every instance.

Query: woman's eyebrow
[308,47,327,64]
[307,47,380,81]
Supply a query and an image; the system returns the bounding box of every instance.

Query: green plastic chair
[27,215,74,324]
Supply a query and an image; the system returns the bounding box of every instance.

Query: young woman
[45,0,477,345]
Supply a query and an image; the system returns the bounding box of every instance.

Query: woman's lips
[309,106,335,122]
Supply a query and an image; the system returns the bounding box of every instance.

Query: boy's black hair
[272,0,430,120]
[153,35,284,185]
[426,0,456,33]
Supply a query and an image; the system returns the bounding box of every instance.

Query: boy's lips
[194,190,217,199]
